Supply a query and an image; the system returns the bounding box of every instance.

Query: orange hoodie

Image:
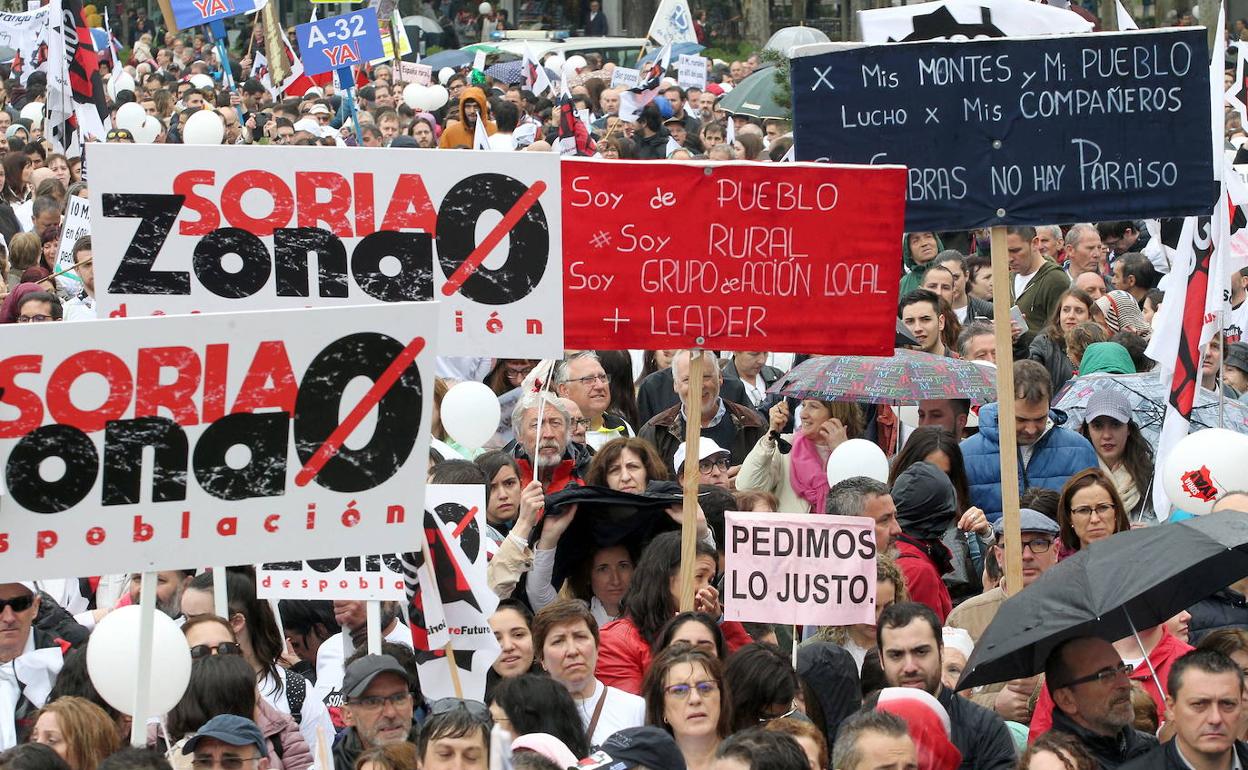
[438,86,496,148]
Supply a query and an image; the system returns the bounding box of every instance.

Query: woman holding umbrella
[1077,390,1155,524]
[737,400,864,513]
[1057,468,1132,555]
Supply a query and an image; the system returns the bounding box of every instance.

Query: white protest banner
[89,144,562,358]
[472,50,487,72]
[724,511,877,626]
[257,554,406,600]
[402,484,498,653]
[677,54,707,90]
[0,302,437,581]
[0,5,53,86]
[857,0,1091,43]
[397,61,432,85]
[648,0,698,46]
[55,195,90,295]
[610,67,640,90]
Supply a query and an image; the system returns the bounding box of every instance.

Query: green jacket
[1012,259,1070,348]
[899,233,945,295]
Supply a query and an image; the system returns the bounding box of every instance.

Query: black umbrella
[957,509,1248,691]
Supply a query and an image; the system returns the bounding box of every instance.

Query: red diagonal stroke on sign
[294,336,426,486]
[452,507,480,539]
[440,180,548,296]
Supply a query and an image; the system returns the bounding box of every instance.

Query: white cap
[674,438,729,473]
[292,118,320,135]
[942,627,974,661]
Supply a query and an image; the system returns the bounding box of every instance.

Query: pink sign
[724,511,878,626]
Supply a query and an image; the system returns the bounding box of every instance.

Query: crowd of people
[4,6,1248,770]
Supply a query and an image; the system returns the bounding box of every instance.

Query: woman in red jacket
[595,532,753,695]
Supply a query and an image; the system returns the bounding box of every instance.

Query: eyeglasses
[758,701,798,723]
[0,595,34,614]
[1070,503,1117,520]
[568,373,608,387]
[1021,537,1054,554]
[429,697,492,724]
[16,314,55,323]
[665,681,719,699]
[191,756,262,770]
[698,457,731,473]
[349,691,413,711]
[1054,662,1134,690]
[189,642,243,659]
[571,418,591,429]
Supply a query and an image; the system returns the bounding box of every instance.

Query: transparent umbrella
[764,26,831,54]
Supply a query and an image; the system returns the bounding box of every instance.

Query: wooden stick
[677,350,704,613]
[130,572,157,747]
[212,566,228,618]
[444,642,464,699]
[366,600,382,655]
[989,226,1023,595]
[36,255,91,287]
[315,726,332,770]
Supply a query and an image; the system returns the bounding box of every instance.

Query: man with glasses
[333,654,419,770]
[0,582,70,748]
[1037,636,1157,769]
[877,602,1015,770]
[555,352,633,451]
[640,349,767,479]
[184,715,269,770]
[508,392,590,492]
[949,509,1060,723]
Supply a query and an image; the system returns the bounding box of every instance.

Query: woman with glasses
[723,643,801,732]
[597,532,753,695]
[162,653,312,770]
[30,697,118,770]
[738,399,863,513]
[180,572,333,753]
[1057,468,1131,555]
[1077,390,1156,524]
[489,674,591,759]
[532,599,645,747]
[642,644,730,770]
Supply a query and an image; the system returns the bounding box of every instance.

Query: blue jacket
[961,402,1099,523]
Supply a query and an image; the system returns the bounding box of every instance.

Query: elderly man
[1033,225,1065,261]
[877,602,1016,770]
[1064,223,1106,277]
[0,582,67,747]
[832,711,918,770]
[1038,636,1157,770]
[184,715,270,770]
[957,321,997,363]
[639,350,766,477]
[825,477,902,553]
[555,352,632,450]
[1075,270,1109,301]
[509,392,591,491]
[333,655,419,770]
[948,510,1061,721]
[1120,651,1247,770]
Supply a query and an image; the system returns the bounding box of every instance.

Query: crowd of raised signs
[6,6,1248,770]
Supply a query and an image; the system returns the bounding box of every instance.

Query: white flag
[522,42,552,96]
[858,0,1092,42]
[474,113,490,150]
[648,0,698,45]
[1115,0,1139,29]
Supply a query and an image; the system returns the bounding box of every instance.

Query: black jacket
[1048,707,1158,770]
[1120,736,1248,770]
[721,359,785,417]
[937,687,1017,770]
[966,295,995,321]
[1188,588,1248,645]
[635,130,670,160]
[636,368,750,426]
[584,11,608,35]
[1029,334,1076,395]
[638,398,767,477]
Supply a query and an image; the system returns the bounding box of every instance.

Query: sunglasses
[189,642,243,659]
[0,595,34,613]
[429,697,492,724]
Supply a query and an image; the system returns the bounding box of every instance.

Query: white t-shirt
[315,623,415,691]
[575,679,646,747]
[954,303,969,324]
[1225,299,1248,346]
[1014,269,1038,299]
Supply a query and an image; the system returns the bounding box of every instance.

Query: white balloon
[440,381,501,450]
[87,605,192,716]
[19,101,42,127]
[114,102,146,132]
[826,438,890,486]
[189,73,215,91]
[133,115,161,143]
[182,109,224,145]
[424,84,449,111]
[402,83,428,110]
[562,54,587,80]
[109,70,136,99]
[478,1,492,13]
[544,54,565,71]
[438,66,455,85]
[1161,428,1248,514]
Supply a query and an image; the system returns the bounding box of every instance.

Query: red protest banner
[562,160,907,355]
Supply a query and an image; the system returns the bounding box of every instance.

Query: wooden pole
[989,227,1023,595]
[130,572,157,747]
[677,350,704,613]
[366,600,382,655]
[212,566,228,618]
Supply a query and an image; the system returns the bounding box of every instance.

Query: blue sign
[296,8,385,77]
[171,0,260,32]
[791,29,1217,231]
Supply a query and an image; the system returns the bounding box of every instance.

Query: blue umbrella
[637,42,705,67]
